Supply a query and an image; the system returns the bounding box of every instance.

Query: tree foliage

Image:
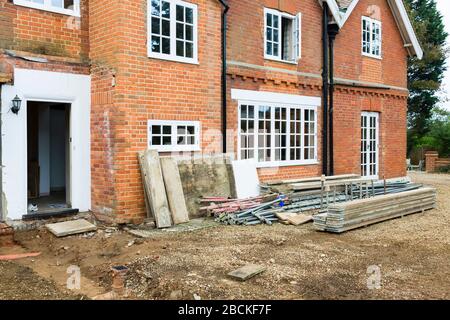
[416,107,450,156]
[405,0,448,154]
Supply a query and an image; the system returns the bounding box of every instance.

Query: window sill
[148,52,199,65]
[264,56,298,65]
[150,146,201,153]
[362,52,382,60]
[13,0,80,17]
[256,160,319,168]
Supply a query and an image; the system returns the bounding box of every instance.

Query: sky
[435,0,450,110]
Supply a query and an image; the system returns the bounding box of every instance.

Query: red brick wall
[0,0,89,61]
[227,0,324,182]
[332,0,409,179]
[333,89,407,179]
[334,0,408,87]
[227,0,323,75]
[89,0,223,223]
[227,0,409,183]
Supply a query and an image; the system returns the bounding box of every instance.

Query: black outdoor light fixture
[11,95,22,114]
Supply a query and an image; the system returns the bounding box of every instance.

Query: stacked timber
[313,187,436,233]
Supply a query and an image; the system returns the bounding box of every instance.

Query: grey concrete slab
[228,264,266,281]
[46,219,97,237]
[160,157,189,224]
[139,150,172,228]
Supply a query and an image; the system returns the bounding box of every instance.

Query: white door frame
[361,112,379,179]
[1,68,91,220]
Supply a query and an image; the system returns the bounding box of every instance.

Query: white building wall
[1,68,91,220]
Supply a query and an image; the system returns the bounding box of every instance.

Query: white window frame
[362,16,382,59]
[264,8,302,64]
[147,0,198,64]
[233,90,319,168]
[13,0,81,17]
[148,120,201,152]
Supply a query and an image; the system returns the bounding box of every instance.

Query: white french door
[361,112,379,178]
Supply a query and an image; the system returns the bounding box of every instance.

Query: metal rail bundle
[214,197,286,226]
[212,180,424,226]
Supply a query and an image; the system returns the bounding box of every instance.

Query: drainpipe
[328,23,339,177]
[321,2,329,176]
[0,85,3,221]
[217,0,229,154]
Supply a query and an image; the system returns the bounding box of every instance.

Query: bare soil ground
[0,172,449,300]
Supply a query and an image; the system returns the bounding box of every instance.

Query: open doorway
[27,101,72,216]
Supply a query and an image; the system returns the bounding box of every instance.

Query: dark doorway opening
[26,101,76,218]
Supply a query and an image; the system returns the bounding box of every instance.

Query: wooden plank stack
[313,187,436,233]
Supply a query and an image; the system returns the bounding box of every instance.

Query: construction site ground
[0,172,449,300]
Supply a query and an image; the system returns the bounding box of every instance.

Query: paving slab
[46,219,97,237]
[228,264,266,281]
[160,157,190,224]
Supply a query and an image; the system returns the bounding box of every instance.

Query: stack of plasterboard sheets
[313,187,436,233]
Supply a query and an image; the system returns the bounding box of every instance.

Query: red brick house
[0,0,422,223]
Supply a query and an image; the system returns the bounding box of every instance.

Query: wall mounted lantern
[11,95,22,114]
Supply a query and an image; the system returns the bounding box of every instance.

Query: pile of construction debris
[201,195,313,226]
[203,174,435,228]
[137,151,437,231]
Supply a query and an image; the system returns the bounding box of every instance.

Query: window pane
[177,136,185,145]
[186,42,193,58]
[186,7,193,24]
[267,28,272,41]
[273,15,279,28]
[176,5,184,22]
[162,19,170,36]
[266,42,272,55]
[267,13,272,27]
[273,29,279,42]
[162,37,170,54]
[163,126,171,134]
[187,126,195,135]
[161,1,170,18]
[152,136,161,145]
[176,23,184,39]
[151,36,161,53]
[176,40,184,56]
[163,136,172,145]
[273,44,279,57]
[152,17,160,34]
[151,0,160,16]
[185,25,193,41]
[152,125,161,134]
[248,105,254,118]
[64,0,74,9]
[240,105,247,118]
